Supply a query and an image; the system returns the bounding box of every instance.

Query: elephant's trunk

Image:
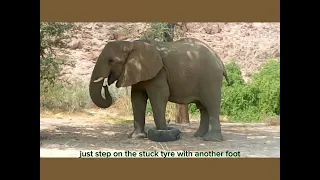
[89,65,113,109]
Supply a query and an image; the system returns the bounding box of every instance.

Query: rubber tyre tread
[147,127,182,142]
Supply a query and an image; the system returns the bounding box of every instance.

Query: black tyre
[147,127,182,142]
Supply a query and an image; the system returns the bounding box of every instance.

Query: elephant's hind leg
[128,89,148,139]
[200,86,223,141]
[194,102,209,137]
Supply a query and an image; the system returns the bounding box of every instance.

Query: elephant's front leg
[147,87,169,130]
[128,90,148,139]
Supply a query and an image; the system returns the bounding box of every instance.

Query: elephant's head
[89,40,163,108]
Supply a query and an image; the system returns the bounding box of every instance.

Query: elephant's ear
[116,41,163,87]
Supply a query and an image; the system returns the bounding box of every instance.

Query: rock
[273,49,280,57]
[247,24,254,28]
[211,24,222,33]
[204,27,211,34]
[82,32,93,39]
[95,23,103,27]
[116,30,127,40]
[204,24,222,34]
[108,34,115,40]
[130,27,140,37]
[110,30,127,41]
[68,39,82,50]
[200,27,206,34]
[215,36,223,41]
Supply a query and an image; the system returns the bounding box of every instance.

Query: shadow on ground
[40,118,280,157]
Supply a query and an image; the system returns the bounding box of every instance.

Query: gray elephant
[89,37,231,141]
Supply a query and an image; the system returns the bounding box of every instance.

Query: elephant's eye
[108,59,115,64]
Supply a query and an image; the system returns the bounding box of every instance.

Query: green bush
[222,61,245,86]
[221,59,280,122]
[146,100,153,116]
[188,103,200,114]
[250,60,280,116]
[221,83,261,121]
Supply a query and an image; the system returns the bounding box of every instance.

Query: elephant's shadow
[40,119,280,154]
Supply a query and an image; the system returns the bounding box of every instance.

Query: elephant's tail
[215,53,232,86]
[223,65,232,86]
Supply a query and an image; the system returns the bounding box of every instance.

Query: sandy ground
[40,113,280,158]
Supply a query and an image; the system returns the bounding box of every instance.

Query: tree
[40,22,74,89]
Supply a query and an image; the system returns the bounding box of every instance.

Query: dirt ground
[40,110,280,158]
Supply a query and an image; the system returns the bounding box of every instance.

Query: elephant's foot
[193,128,208,137]
[128,129,147,139]
[201,131,223,142]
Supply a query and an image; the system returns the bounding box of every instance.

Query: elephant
[139,38,231,86]
[89,37,231,141]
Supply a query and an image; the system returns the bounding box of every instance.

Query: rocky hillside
[56,22,280,84]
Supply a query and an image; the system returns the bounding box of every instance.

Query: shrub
[222,61,245,86]
[188,103,200,115]
[221,84,261,121]
[221,59,280,122]
[40,80,91,112]
[250,59,280,116]
[146,100,153,116]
